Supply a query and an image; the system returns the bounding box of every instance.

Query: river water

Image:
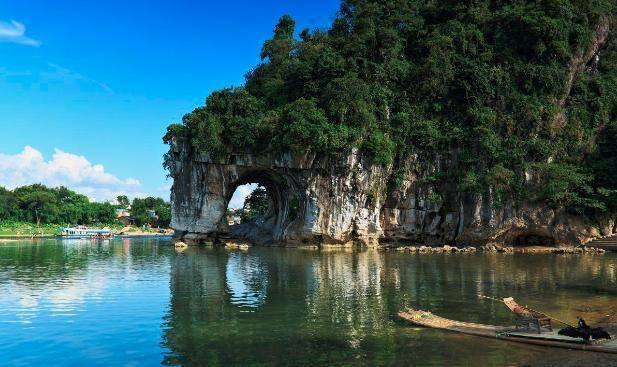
[0,238,615,366]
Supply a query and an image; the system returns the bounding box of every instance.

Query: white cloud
[0,63,113,94]
[228,183,257,209]
[0,20,40,47]
[0,146,146,201]
[42,63,114,93]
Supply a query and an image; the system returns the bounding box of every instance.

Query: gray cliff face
[166,139,613,247]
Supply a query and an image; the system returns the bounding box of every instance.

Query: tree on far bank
[116,195,130,208]
[15,185,59,225]
[0,184,120,226]
[130,197,171,227]
[0,187,17,221]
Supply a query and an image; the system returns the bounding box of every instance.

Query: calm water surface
[0,239,616,366]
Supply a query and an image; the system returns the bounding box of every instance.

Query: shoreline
[186,240,616,254]
[0,233,174,242]
[382,244,609,254]
[1,236,614,254]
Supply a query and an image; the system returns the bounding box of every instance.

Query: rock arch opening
[227,183,272,228]
[221,170,297,244]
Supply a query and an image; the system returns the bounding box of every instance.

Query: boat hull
[398,309,617,354]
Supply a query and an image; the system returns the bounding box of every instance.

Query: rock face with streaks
[166,138,613,247]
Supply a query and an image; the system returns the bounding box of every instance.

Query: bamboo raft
[398,309,617,354]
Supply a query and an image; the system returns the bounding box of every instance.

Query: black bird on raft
[558,318,612,342]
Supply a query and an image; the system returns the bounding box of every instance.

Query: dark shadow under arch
[514,233,556,247]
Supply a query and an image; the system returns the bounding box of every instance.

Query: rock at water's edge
[165,139,614,247]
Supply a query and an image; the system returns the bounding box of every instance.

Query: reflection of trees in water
[388,253,617,325]
[162,249,617,366]
[226,251,268,308]
[305,250,389,345]
[0,240,169,286]
[162,248,233,366]
[163,248,343,366]
[0,239,169,320]
[0,240,93,285]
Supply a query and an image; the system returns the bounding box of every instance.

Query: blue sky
[0,0,339,204]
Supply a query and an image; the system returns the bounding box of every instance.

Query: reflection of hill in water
[161,249,617,366]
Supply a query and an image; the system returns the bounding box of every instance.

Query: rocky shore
[384,244,607,254]
[174,236,610,255]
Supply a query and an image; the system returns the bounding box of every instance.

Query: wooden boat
[398,309,617,354]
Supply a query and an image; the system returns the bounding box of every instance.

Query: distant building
[118,216,136,226]
[146,209,159,220]
[227,214,242,225]
[116,208,131,218]
[116,208,136,225]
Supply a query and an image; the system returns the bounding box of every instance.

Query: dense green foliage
[0,184,116,225]
[0,185,172,231]
[165,0,617,216]
[130,196,172,227]
[240,186,270,223]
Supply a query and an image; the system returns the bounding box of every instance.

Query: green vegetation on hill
[165,0,617,218]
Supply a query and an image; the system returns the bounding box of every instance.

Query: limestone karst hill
[164,0,617,246]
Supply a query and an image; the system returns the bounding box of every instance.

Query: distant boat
[58,226,113,239]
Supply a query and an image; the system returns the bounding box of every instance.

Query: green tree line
[0,184,116,225]
[165,0,617,218]
[0,184,172,227]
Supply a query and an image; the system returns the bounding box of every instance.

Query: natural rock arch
[223,169,299,244]
[167,140,321,245]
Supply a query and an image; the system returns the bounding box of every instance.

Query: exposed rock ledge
[166,138,615,247]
